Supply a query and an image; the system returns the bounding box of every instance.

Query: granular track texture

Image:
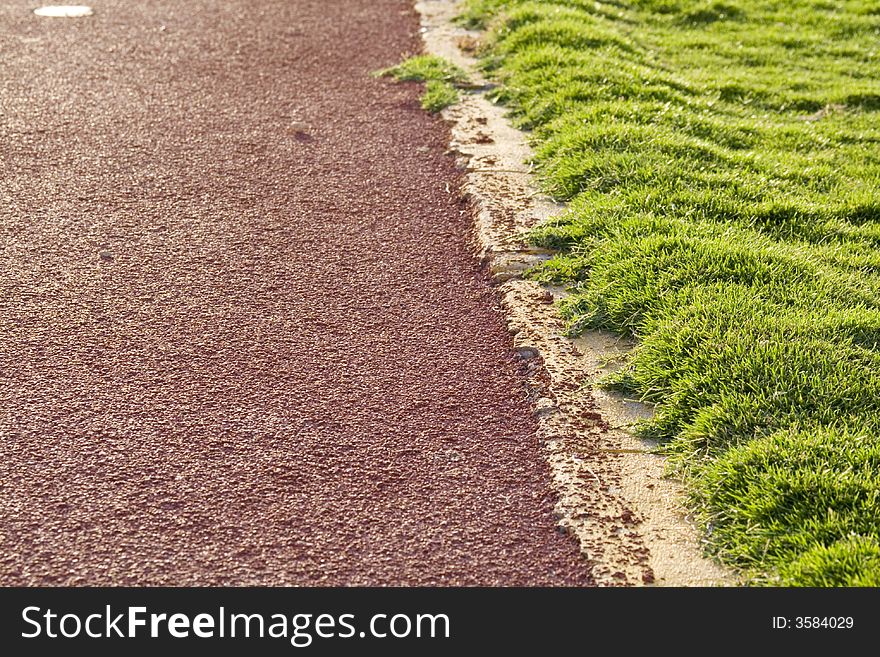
[0,0,592,585]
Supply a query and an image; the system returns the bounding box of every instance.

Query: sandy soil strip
[415,0,732,586]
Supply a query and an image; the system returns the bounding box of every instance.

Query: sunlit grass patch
[375,55,468,113]
[464,0,880,585]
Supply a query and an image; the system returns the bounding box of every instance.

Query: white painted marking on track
[33,5,94,18]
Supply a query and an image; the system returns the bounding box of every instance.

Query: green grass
[375,55,468,112]
[461,0,880,585]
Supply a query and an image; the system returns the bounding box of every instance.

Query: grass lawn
[460,0,880,585]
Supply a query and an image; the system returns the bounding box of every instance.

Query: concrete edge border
[414,0,733,586]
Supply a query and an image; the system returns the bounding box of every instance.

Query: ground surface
[0,0,591,586]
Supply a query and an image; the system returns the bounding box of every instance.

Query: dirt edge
[414,0,734,587]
